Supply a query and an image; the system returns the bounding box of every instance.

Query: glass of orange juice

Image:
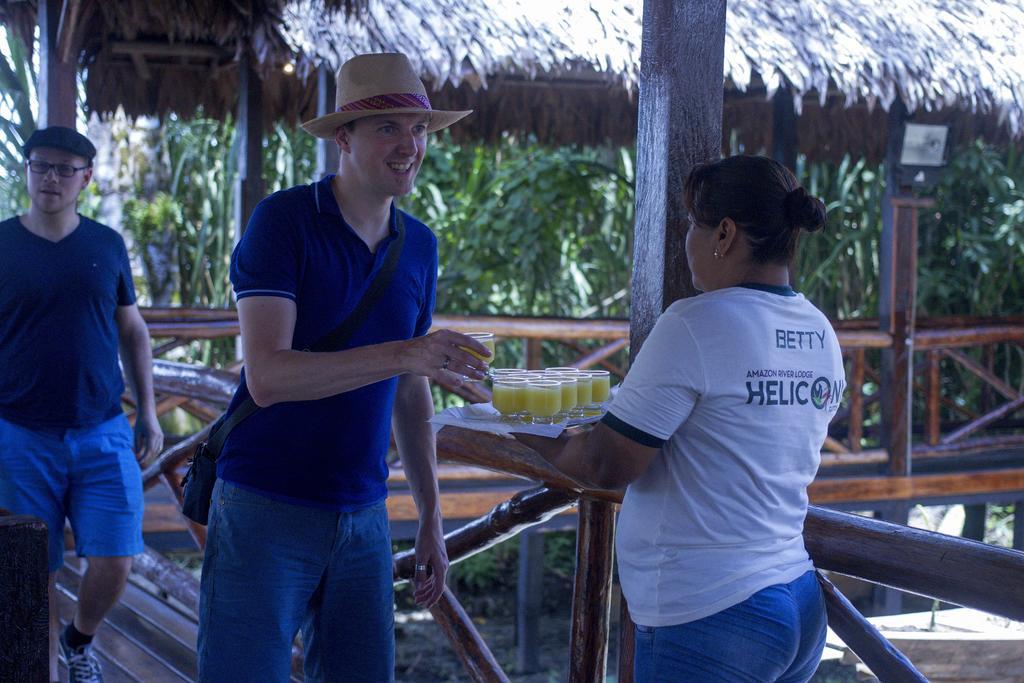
[507,375,538,417]
[586,369,611,415]
[492,378,527,423]
[461,332,494,382]
[572,372,593,418]
[525,379,562,424]
[547,374,578,421]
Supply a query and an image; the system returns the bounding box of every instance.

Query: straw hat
[301,53,472,139]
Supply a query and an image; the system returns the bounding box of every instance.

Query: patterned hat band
[337,92,431,113]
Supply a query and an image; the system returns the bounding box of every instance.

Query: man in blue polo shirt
[0,126,163,683]
[196,53,491,681]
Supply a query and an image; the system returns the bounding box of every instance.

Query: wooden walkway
[55,556,198,682]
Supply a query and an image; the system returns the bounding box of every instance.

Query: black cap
[23,126,96,162]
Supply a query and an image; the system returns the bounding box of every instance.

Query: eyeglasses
[25,160,91,178]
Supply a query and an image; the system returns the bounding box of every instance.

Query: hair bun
[783,187,827,233]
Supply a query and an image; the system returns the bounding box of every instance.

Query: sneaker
[59,627,103,683]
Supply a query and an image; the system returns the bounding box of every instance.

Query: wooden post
[879,99,912,476]
[630,0,726,350]
[982,345,995,412]
[1015,501,1024,552]
[515,529,544,674]
[0,513,49,681]
[871,504,910,615]
[926,349,941,446]
[315,63,340,178]
[882,196,931,476]
[621,0,727,669]
[849,348,865,452]
[235,50,265,237]
[523,338,542,370]
[617,598,636,683]
[38,0,77,128]
[568,498,616,683]
[430,586,511,683]
[962,504,986,542]
[772,84,802,286]
[771,85,798,172]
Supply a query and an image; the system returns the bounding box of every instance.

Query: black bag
[180,211,407,525]
[180,438,218,524]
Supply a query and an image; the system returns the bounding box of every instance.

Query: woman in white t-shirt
[518,155,843,682]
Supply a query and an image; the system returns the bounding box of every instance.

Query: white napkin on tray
[429,402,603,438]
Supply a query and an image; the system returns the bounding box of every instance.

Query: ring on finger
[441,356,451,371]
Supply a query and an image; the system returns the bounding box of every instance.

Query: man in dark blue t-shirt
[196,54,491,681]
[0,126,163,683]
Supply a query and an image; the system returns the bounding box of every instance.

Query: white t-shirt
[606,285,845,627]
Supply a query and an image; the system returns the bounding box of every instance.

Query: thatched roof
[285,0,1024,157]
[289,1,1024,124]
[2,0,1021,158]
[0,0,361,119]
[725,1,1024,128]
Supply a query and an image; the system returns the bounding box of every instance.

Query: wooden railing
[138,307,1024,469]
[130,346,1024,681]
[123,308,1024,679]
[825,317,1024,459]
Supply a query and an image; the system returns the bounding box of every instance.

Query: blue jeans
[0,413,142,572]
[197,480,395,682]
[634,570,826,683]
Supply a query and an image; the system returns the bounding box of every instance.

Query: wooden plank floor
[56,555,305,682]
[56,556,195,682]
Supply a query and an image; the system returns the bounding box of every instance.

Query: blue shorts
[0,413,144,572]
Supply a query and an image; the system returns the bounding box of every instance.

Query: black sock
[64,622,93,649]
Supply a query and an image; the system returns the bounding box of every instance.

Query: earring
[713,250,721,259]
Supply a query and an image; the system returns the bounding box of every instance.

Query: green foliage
[793,155,886,319]
[159,116,238,309]
[444,531,577,617]
[449,537,519,596]
[121,192,183,305]
[263,120,318,193]
[119,117,317,311]
[917,140,1024,317]
[985,504,1016,549]
[0,26,35,217]
[403,132,634,319]
[790,142,1024,321]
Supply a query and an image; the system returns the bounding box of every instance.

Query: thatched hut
[2,0,1022,161]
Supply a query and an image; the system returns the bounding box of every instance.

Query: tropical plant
[264,120,318,193]
[405,133,634,320]
[793,155,886,319]
[0,26,34,217]
[917,140,1024,317]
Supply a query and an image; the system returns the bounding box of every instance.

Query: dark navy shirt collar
[315,174,399,241]
[737,282,797,297]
